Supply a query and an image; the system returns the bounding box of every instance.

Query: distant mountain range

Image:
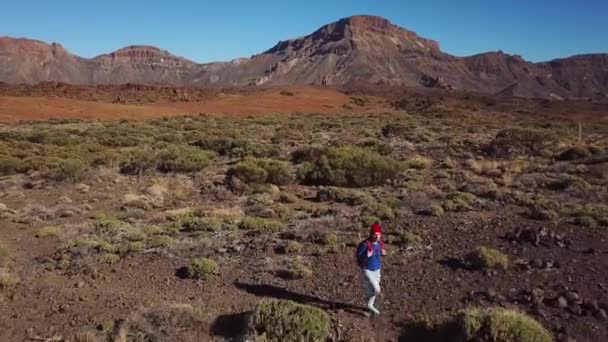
[1,15,607,100]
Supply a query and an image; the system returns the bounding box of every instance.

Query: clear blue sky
[2,0,606,63]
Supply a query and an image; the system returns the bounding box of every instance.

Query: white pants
[362,269,381,306]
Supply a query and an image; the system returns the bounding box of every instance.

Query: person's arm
[381,242,387,256]
[357,242,371,259]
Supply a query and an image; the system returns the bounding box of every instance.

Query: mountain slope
[1,15,607,100]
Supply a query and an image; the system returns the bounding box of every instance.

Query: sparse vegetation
[240,217,286,233]
[456,307,552,342]
[466,246,509,270]
[250,299,330,342]
[417,204,445,217]
[0,269,20,299]
[186,257,220,280]
[35,226,61,238]
[296,146,404,187]
[285,240,304,254]
[285,261,313,279]
[229,157,294,185]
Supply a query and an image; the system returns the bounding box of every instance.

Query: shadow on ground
[210,311,251,339]
[234,281,367,317]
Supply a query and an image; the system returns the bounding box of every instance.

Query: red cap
[370,222,382,235]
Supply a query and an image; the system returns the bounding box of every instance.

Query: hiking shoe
[367,303,380,315]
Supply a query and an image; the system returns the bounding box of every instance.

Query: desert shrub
[95,239,117,254]
[381,122,431,142]
[417,205,444,217]
[179,216,223,232]
[127,241,145,252]
[285,241,304,254]
[484,128,559,158]
[186,258,219,280]
[119,148,156,175]
[362,203,395,221]
[555,145,602,161]
[466,246,509,270]
[405,155,433,170]
[285,261,313,279]
[298,146,404,187]
[0,269,20,298]
[399,232,423,246]
[16,156,52,173]
[101,253,120,264]
[279,192,299,204]
[35,226,61,238]
[89,150,122,167]
[443,192,477,212]
[250,299,330,342]
[316,187,374,206]
[124,228,145,242]
[545,175,590,191]
[156,145,214,173]
[71,331,104,342]
[456,307,551,342]
[229,158,294,185]
[321,232,339,246]
[527,205,559,221]
[193,137,256,158]
[291,145,328,164]
[123,303,207,341]
[0,158,19,175]
[359,215,381,227]
[148,235,174,248]
[47,159,87,181]
[240,217,286,233]
[573,216,597,228]
[0,246,8,266]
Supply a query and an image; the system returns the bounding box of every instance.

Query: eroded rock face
[1,15,607,100]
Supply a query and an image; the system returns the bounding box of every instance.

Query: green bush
[298,146,404,187]
[285,241,304,254]
[573,216,597,228]
[240,217,286,233]
[193,137,255,158]
[399,232,423,246]
[127,241,145,252]
[180,216,223,232]
[466,246,509,270]
[0,158,19,175]
[35,226,60,238]
[0,269,20,298]
[285,261,313,279]
[527,205,559,221]
[0,246,8,266]
[291,145,328,164]
[47,159,87,181]
[101,253,120,264]
[443,192,477,212]
[322,232,339,246]
[156,145,214,173]
[186,258,220,280]
[148,235,174,248]
[250,299,330,342]
[229,158,294,185]
[405,155,433,170]
[120,148,156,175]
[456,307,552,342]
[417,205,444,217]
[316,187,374,206]
[484,128,559,157]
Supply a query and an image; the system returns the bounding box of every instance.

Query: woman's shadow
[233,281,368,317]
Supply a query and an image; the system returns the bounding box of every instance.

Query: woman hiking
[356,222,386,315]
